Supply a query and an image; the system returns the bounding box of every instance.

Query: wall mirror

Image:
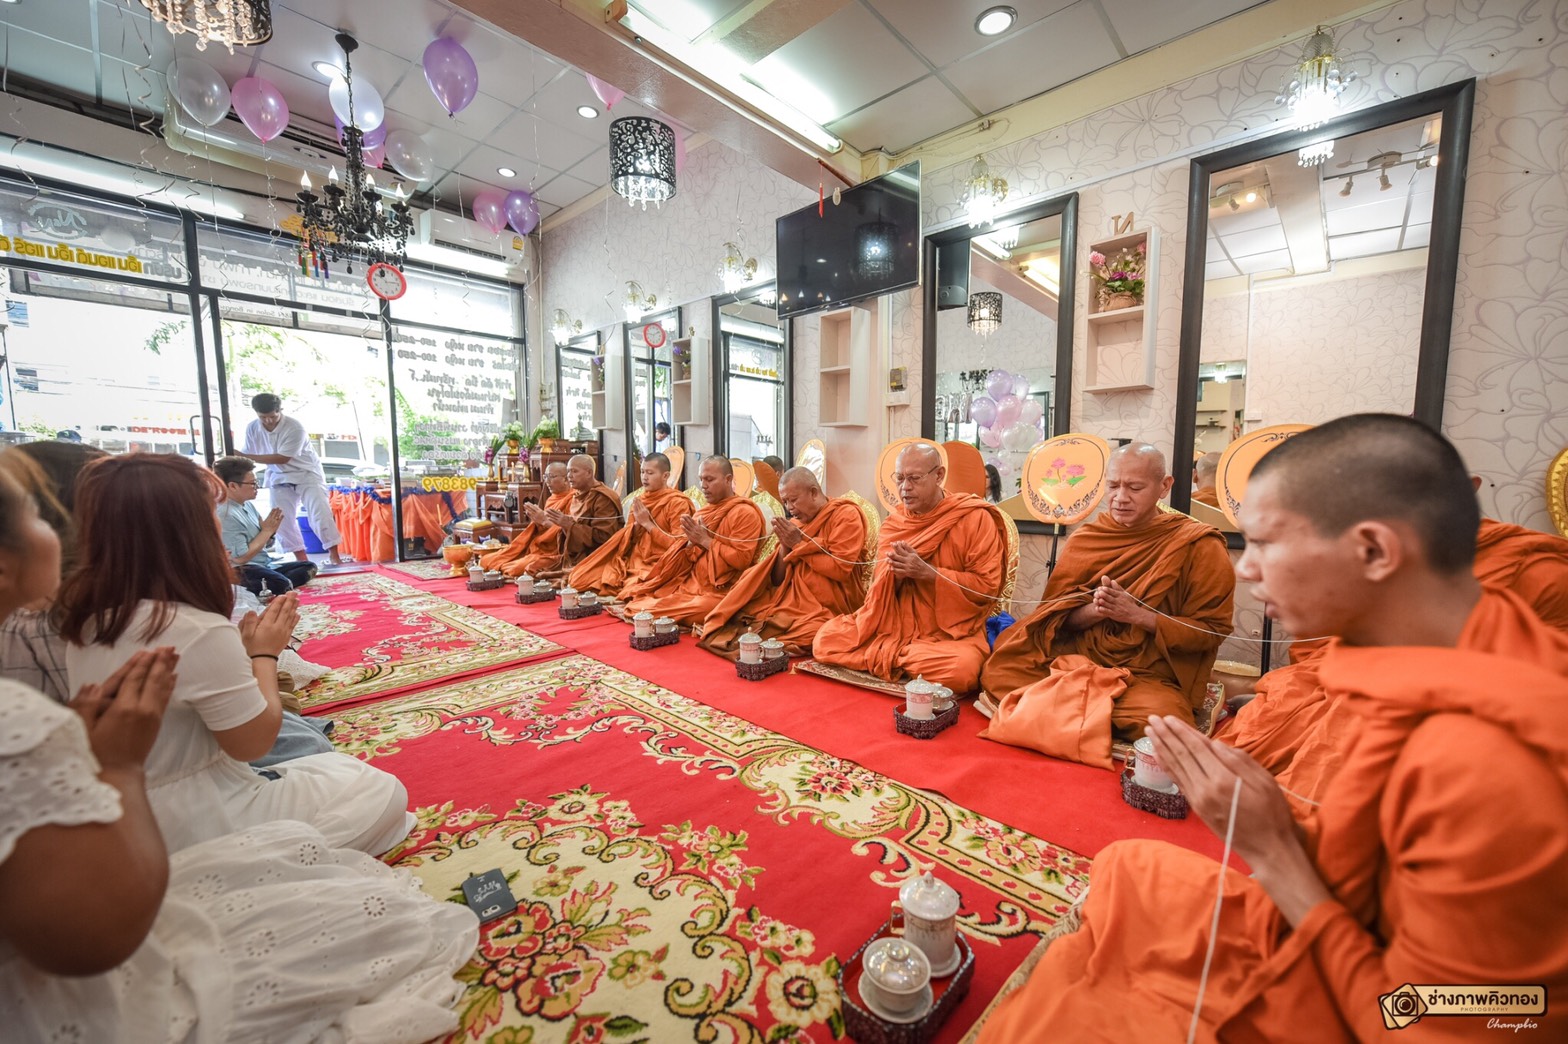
[713,281,790,464]
[625,306,679,487]
[923,193,1079,534]
[1174,80,1475,538]
[556,331,602,442]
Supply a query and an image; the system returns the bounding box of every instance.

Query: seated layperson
[514,454,619,578]
[621,456,766,626]
[980,444,1234,760]
[811,442,1006,692]
[570,452,693,599]
[698,467,868,658]
[59,454,413,855]
[480,461,572,575]
[976,415,1568,1043]
[214,455,318,595]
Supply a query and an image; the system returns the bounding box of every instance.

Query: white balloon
[167,57,230,127]
[384,129,434,182]
[1001,421,1039,454]
[328,75,385,133]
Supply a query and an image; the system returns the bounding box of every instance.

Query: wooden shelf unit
[817,304,873,427]
[1084,227,1158,393]
[671,335,711,425]
[590,340,625,429]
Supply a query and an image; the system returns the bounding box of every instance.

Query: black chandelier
[967,291,1002,336]
[854,219,898,281]
[295,33,413,276]
[608,116,677,210]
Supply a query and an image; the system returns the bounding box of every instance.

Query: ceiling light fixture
[497,166,517,178]
[967,292,1002,337]
[854,220,898,281]
[1228,196,1240,212]
[719,241,759,293]
[1379,170,1393,191]
[609,116,677,210]
[623,280,658,322]
[577,105,599,119]
[1276,24,1356,165]
[312,60,342,80]
[139,0,272,52]
[959,154,1008,228]
[1339,175,1354,197]
[975,6,1017,36]
[1298,139,1335,167]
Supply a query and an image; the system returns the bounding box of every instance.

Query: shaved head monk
[978,413,1568,1043]
[1192,451,1222,507]
[621,455,766,626]
[569,452,694,600]
[511,454,620,579]
[699,467,868,659]
[1223,458,1568,812]
[811,442,1007,692]
[480,461,570,575]
[980,443,1234,764]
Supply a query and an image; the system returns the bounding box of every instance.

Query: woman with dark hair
[59,454,412,855]
[985,463,1003,503]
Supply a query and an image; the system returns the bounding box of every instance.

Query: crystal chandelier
[967,292,1002,337]
[609,117,677,210]
[854,220,898,280]
[960,155,1008,228]
[140,0,272,52]
[551,309,583,345]
[294,33,413,275]
[718,241,758,293]
[1276,24,1356,166]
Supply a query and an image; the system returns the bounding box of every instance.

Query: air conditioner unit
[162,85,347,184]
[414,209,532,279]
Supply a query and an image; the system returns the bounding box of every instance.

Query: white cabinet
[818,303,874,427]
[671,335,710,426]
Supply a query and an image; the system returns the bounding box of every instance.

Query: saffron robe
[977,642,1568,1043]
[568,487,693,599]
[980,511,1234,758]
[478,488,572,573]
[811,493,1006,693]
[698,497,868,658]
[1474,517,1568,630]
[1192,485,1221,507]
[512,483,620,577]
[621,495,766,625]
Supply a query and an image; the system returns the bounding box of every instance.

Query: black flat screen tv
[775,161,920,319]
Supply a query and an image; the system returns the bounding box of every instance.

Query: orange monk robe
[568,487,693,599]
[811,493,1005,692]
[698,496,868,658]
[981,511,1234,750]
[478,488,573,573]
[621,495,766,625]
[1475,517,1568,630]
[512,482,621,577]
[979,643,1568,1044]
[1192,485,1221,507]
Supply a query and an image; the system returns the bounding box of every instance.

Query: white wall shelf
[671,335,710,426]
[817,304,873,427]
[590,337,625,430]
[1084,227,1158,393]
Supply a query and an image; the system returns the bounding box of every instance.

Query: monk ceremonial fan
[980,444,1234,765]
[569,453,693,600]
[977,414,1568,1043]
[811,443,1006,692]
[480,461,572,576]
[699,467,867,658]
[511,454,620,580]
[621,456,765,626]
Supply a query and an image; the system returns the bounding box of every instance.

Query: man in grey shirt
[214,456,318,594]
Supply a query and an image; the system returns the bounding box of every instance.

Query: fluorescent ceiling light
[497,166,517,178]
[577,105,599,119]
[405,241,514,279]
[1021,258,1059,296]
[975,6,1017,36]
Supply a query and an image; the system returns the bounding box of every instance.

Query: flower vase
[1101,292,1139,312]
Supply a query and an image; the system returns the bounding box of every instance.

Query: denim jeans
[240,560,318,595]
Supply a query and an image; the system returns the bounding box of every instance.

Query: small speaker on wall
[935,242,970,310]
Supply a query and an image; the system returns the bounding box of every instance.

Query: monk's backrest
[750,489,783,563]
[611,461,626,495]
[683,485,704,508]
[621,486,644,522]
[994,507,1020,616]
[840,490,882,595]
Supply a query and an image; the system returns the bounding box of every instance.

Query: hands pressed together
[681,514,714,550]
[772,516,805,550]
[886,541,937,582]
[239,590,300,659]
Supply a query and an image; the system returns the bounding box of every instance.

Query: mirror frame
[711,280,792,461]
[622,305,682,492]
[1172,79,1476,541]
[921,192,1080,535]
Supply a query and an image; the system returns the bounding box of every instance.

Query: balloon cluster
[969,369,1045,482]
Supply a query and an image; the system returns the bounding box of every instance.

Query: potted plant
[1089,241,1147,312]
[590,354,606,392]
[501,421,527,455]
[670,342,690,382]
[532,418,560,453]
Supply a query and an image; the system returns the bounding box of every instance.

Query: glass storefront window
[0,180,189,284]
[628,309,676,467]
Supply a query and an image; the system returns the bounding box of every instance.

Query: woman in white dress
[59,454,412,855]
[0,468,478,1043]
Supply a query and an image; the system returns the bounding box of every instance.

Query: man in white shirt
[214,455,318,593]
[240,393,344,565]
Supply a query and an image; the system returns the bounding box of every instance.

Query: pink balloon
[995,393,1021,428]
[984,370,1012,401]
[363,144,385,169]
[422,37,479,117]
[231,76,289,142]
[980,426,1003,449]
[587,74,625,111]
[472,191,507,235]
[970,394,997,428]
[504,190,539,235]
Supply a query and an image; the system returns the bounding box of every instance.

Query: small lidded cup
[633,611,655,638]
[931,684,955,714]
[903,675,936,721]
[579,591,598,608]
[559,586,580,609]
[1132,736,1175,792]
[761,638,785,661]
[738,632,763,664]
[516,572,535,596]
[654,617,678,635]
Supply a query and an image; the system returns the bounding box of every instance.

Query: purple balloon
[970,394,997,428]
[984,369,1012,401]
[232,76,289,142]
[995,393,1022,428]
[472,191,507,235]
[423,37,479,116]
[335,115,386,148]
[504,190,540,235]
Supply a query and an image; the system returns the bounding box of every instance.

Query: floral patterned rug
[293,574,564,711]
[383,557,463,581]
[330,655,1091,1043]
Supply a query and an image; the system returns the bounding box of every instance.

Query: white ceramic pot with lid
[893,871,961,976]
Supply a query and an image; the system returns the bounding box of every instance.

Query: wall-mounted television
[775,161,920,320]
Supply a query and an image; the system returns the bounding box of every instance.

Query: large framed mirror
[1174,79,1475,535]
[624,306,680,490]
[556,331,602,444]
[712,281,791,466]
[922,193,1079,534]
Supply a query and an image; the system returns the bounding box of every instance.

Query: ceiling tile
[441,20,562,108]
[383,75,515,140]
[829,75,974,153]
[1402,223,1431,250]
[256,60,341,130]
[1208,202,1279,234]
[428,171,509,207]
[1233,248,1292,275]
[750,3,927,124]
[867,0,1077,71]
[278,0,457,63]
[1218,224,1287,258]
[533,171,598,210]
[452,144,563,194]
[96,1,178,71]
[1100,0,1265,57]
[3,29,96,100]
[1324,195,1409,237]
[4,0,94,43]
[567,147,609,184]
[523,73,629,135]
[485,110,603,178]
[630,0,750,43]
[99,58,166,116]
[1205,259,1239,280]
[1329,227,1403,261]
[257,8,413,91]
[943,3,1118,113]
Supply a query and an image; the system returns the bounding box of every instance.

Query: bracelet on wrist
[250,653,279,661]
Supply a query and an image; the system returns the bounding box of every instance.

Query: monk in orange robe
[1191,450,1222,507]
[569,452,693,599]
[980,444,1234,762]
[699,467,867,658]
[511,454,619,578]
[478,462,569,573]
[978,414,1568,1043]
[621,456,766,626]
[811,442,1006,692]
[1473,515,1568,630]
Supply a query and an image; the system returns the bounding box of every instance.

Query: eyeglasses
[235,480,258,487]
[893,472,933,486]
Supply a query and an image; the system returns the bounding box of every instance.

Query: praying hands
[772,515,805,550]
[681,514,714,550]
[886,541,937,582]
